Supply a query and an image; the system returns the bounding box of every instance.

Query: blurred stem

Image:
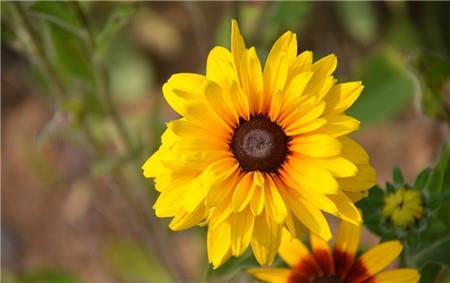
[71,1,133,151]
[12,2,67,104]
[72,2,191,281]
[11,3,104,154]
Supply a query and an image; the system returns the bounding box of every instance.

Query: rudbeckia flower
[382,188,425,229]
[248,221,420,283]
[142,20,376,267]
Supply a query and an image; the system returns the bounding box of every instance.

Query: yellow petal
[339,137,370,164]
[374,269,420,283]
[206,46,237,91]
[142,149,167,178]
[338,164,376,192]
[328,192,362,225]
[207,222,232,268]
[169,205,208,231]
[282,101,325,134]
[312,115,360,137]
[240,47,264,114]
[229,207,255,256]
[285,189,331,240]
[281,71,314,114]
[247,268,292,283]
[323,81,364,115]
[231,19,246,77]
[310,233,334,274]
[206,170,240,207]
[263,32,297,103]
[264,175,288,223]
[250,185,265,216]
[251,212,282,265]
[204,80,239,127]
[232,172,256,212]
[298,155,357,178]
[287,50,313,80]
[334,220,361,258]
[359,240,403,276]
[286,157,339,194]
[153,178,190,217]
[311,54,337,78]
[184,158,238,212]
[290,134,342,158]
[278,229,311,267]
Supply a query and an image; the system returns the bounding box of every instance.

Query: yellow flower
[382,188,424,229]
[248,221,420,283]
[142,20,376,268]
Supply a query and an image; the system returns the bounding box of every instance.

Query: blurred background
[1,1,449,283]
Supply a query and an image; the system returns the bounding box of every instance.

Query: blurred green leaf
[47,22,95,86]
[427,141,450,193]
[413,51,450,123]
[96,3,135,58]
[419,262,441,283]
[29,1,83,36]
[206,250,258,283]
[19,270,80,283]
[105,240,172,283]
[357,185,384,236]
[91,157,123,177]
[335,1,378,44]
[412,236,450,268]
[393,165,405,186]
[414,168,432,190]
[349,51,416,125]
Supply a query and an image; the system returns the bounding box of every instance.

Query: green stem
[71,1,133,151]
[12,2,67,104]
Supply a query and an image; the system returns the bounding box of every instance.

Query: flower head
[382,188,425,229]
[248,221,420,283]
[142,20,376,268]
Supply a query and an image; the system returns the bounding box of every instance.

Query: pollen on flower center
[231,115,288,172]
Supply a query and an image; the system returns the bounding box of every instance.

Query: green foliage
[205,250,258,283]
[359,143,450,281]
[335,1,378,44]
[96,3,135,58]
[105,240,172,283]
[413,52,450,123]
[348,51,416,125]
[10,270,81,283]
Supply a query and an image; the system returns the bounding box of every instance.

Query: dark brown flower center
[231,115,288,172]
[313,276,342,283]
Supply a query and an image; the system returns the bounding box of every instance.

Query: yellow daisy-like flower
[382,188,424,229]
[248,221,420,283]
[142,20,376,267]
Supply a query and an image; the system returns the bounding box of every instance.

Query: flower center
[231,115,288,172]
[313,276,342,283]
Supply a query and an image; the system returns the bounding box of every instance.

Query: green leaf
[335,1,378,44]
[19,270,80,283]
[29,2,83,36]
[412,236,450,268]
[414,168,432,190]
[105,240,172,283]
[205,250,258,283]
[393,166,405,186]
[357,186,384,236]
[348,51,416,125]
[419,263,441,283]
[413,50,450,122]
[96,3,135,58]
[427,141,450,193]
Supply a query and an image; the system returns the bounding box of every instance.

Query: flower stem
[71,1,133,152]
